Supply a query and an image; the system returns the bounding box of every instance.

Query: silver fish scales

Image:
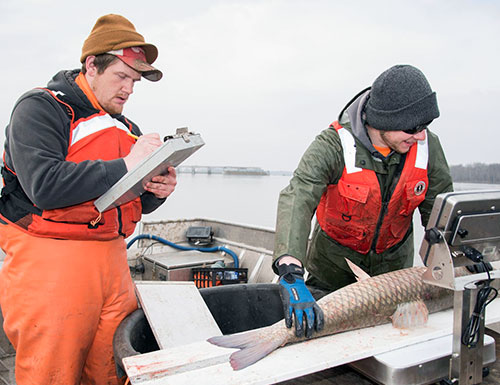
[208,266,459,370]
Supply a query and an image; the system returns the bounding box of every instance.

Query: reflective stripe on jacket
[1,89,142,240]
[316,121,429,254]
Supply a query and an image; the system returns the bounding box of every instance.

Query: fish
[208,261,485,370]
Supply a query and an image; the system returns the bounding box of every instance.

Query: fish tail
[208,326,287,370]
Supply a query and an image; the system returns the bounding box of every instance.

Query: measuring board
[135,282,221,350]
[122,298,500,384]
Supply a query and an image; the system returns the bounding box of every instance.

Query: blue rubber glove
[278,263,325,338]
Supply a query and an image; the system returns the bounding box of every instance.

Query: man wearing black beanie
[272,64,452,338]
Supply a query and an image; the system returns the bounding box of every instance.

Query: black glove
[278,263,324,338]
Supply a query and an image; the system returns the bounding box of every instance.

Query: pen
[127,132,140,140]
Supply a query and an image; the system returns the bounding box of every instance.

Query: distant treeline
[450,163,500,184]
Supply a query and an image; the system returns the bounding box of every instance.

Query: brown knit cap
[80,14,158,65]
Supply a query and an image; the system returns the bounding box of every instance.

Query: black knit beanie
[364,65,439,131]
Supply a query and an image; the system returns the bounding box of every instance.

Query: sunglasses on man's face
[402,124,428,135]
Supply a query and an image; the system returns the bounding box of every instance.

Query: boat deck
[1,328,500,384]
[0,326,14,385]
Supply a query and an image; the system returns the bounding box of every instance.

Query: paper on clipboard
[94,129,204,213]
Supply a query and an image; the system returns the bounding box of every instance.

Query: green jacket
[273,90,453,291]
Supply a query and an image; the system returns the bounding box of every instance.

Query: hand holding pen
[123,133,163,171]
[123,132,177,199]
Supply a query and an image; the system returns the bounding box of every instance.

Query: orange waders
[0,222,138,385]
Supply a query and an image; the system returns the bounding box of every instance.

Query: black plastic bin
[113,283,283,377]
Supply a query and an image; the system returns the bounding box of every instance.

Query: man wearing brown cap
[0,14,175,384]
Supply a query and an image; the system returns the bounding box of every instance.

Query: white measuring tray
[350,334,495,385]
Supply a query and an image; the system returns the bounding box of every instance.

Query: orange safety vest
[1,89,142,240]
[316,121,429,254]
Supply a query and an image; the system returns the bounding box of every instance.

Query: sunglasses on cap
[402,120,433,135]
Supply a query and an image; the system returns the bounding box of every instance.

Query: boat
[2,212,500,384]
[114,216,500,385]
[127,218,277,285]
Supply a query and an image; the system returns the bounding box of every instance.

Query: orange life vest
[316,121,429,254]
[2,89,142,240]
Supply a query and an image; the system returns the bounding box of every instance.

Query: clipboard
[94,128,204,212]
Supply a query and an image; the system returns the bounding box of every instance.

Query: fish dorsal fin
[344,258,371,281]
[391,300,429,329]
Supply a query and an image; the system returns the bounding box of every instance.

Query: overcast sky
[1,0,499,171]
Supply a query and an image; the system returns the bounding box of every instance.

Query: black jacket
[1,69,164,224]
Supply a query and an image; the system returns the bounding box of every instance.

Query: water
[144,174,500,230]
[142,173,292,228]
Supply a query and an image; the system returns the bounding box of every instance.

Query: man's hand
[123,133,163,171]
[278,262,324,338]
[122,133,177,199]
[145,166,177,199]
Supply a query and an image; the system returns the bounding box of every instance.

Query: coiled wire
[461,261,498,348]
